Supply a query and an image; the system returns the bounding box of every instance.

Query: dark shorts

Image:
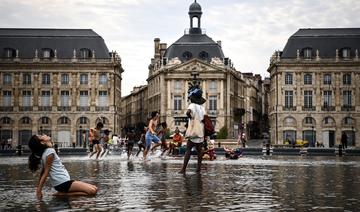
[93,140,100,145]
[54,180,74,193]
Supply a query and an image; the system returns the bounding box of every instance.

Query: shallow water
[0,155,359,211]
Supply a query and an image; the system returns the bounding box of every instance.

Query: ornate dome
[189,1,202,14]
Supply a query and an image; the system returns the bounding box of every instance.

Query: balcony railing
[341,106,355,111]
[19,106,33,111]
[302,106,316,111]
[96,106,109,111]
[77,106,90,111]
[321,106,335,111]
[38,106,52,111]
[57,106,71,111]
[283,106,296,111]
[0,106,13,111]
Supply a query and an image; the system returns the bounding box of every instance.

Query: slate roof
[164,33,224,63]
[282,28,360,58]
[0,28,110,59]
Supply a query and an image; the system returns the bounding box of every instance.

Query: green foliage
[165,129,171,139]
[216,126,228,139]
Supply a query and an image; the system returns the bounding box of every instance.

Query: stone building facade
[0,29,123,148]
[268,28,359,147]
[120,1,267,138]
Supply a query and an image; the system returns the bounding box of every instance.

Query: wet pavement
[0,155,359,211]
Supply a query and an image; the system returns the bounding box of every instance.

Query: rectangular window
[42,74,51,85]
[41,91,51,106]
[174,80,182,91]
[209,80,217,91]
[323,90,332,107]
[80,91,88,107]
[304,90,313,108]
[22,90,32,106]
[285,91,293,108]
[80,74,88,85]
[343,90,352,107]
[285,73,293,85]
[209,95,217,111]
[60,91,70,106]
[3,74,12,85]
[343,74,351,85]
[23,74,31,85]
[323,74,332,85]
[174,95,182,110]
[304,74,312,85]
[3,91,12,106]
[99,74,108,85]
[98,91,108,106]
[61,74,69,85]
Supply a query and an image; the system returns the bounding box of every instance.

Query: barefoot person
[89,122,104,159]
[143,111,161,161]
[179,84,206,174]
[28,134,97,200]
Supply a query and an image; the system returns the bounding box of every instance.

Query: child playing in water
[28,134,97,200]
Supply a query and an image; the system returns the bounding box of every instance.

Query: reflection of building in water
[0,29,123,147]
[268,28,359,147]
[121,1,268,138]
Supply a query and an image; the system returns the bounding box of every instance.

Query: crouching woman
[28,134,97,200]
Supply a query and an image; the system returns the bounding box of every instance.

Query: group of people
[25,82,234,200]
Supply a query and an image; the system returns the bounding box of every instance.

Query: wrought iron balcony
[57,106,71,111]
[341,106,355,111]
[0,106,13,111]
[96,106,109,111]
[302,106,316,111]
[77,106,90,111]
[19,106,33,111]
[321,106,335,111]
[283,106,296,111]
[38,106,52,111]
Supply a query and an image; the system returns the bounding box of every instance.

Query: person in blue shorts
[143,111,161,161]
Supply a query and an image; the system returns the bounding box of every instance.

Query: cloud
[1,0,359,95]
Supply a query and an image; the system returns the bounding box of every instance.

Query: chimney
[217,40,222,47]
[160,43,167,58]
[154,38,161,60]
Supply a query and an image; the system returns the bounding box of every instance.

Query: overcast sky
[1,0,359,95]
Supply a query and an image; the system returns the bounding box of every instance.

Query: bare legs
[53,181,97,196]
[179,140,203,174]
[89,144,102,159]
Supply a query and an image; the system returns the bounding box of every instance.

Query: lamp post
[40,126,43,135]
[79,126,82,148]
[311,126,315,147]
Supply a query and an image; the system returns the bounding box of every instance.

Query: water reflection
[0,156,359,211]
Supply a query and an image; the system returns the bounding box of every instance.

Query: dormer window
[4,48,16,58]
[42,48,54,58]
[182,51,192,60]
[303,48,312,59]
[80,48,92,59]
[341,48,350,59]
[199,51,209,60]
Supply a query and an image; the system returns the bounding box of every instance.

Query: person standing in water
[89,122,104,160]
[28,134,97,200]
[143,111,161,161]
[179,84,206,174]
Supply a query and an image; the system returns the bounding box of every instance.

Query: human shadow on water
[35,195,98,211]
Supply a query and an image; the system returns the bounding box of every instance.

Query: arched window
[40,117,51,125]
[303,117,315,125]
[323,117,335,125]
[199,51,209,60]
[79,117,89,124]
[80,48,92,59]
[302,48,312,59]
[1,117,12,124]
[341,47,351,59]
[20,117,32,124]
[3,48,16,58]
[58,116,70,125]
[343,117,354,125]
[182,51,192,60]
[284,116,296,127]
[42,48,54,58]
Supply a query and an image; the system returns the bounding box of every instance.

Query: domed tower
[189,0,203,34]
[163,0,224,63]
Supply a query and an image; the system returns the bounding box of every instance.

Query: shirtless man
[143,111,161,161]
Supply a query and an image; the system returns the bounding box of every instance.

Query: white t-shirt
[41,148,71,187]
[186,103,205,143]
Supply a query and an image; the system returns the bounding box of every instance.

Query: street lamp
[39,126,43,135]
[311,126,315,147]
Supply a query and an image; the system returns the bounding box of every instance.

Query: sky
[1,0,359,96]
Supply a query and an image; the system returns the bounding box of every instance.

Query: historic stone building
[0,28,123,148]
[268,28,359,147]
[120,1,267,138]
